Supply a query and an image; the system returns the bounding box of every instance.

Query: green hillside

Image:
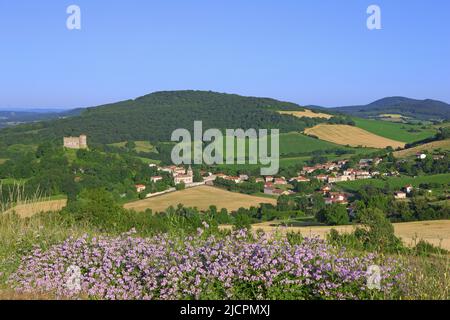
[0,91,327,146]
[354,118,437,143]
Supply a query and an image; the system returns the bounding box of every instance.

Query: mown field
[336,173,450,192]
[278,109,333,119]
[247,220,450,250]
[393,139,450,158]
[124,186,277,213]
[2,199,68,218]
[354,118,437,143]
[304,124,406,149]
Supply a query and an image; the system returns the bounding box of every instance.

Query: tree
[125,141,136,150]
[316,204,349,226]
[175,182,186,191]
[233,208,252,230]
[355,208,403,252]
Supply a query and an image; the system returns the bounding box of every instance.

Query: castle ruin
[63,135,88,149]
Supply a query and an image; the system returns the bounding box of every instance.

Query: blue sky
[0,0,449,109]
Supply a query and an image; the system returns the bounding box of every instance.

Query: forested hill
[0,91,327,145]
[331,97,450,121]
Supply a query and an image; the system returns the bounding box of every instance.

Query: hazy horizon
[1,91,449,112]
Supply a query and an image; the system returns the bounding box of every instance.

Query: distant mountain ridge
[330,97,450,121]
[0,109,83,129]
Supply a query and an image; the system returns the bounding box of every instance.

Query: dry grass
[278,109,332,119]
[3,199,68,218]
[124,186,276,213]
[304,124,406,149]
[393,139,450,158]
[245,220,450,250]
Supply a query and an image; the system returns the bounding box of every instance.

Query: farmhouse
[264,187,294,196]
[301,166,316,174]
[174,166,194,185]
[394,191,407,200]
[316,174,329,182]
[416,153,427,160]
[135,184,146,193]
[320,185,332,195]
[290,176,310,183]
[150,176,163,183]
[274,177,287,185]
[404,184,414,194]
[63,135,87,149]
[239,174,249,181]
[224,176,242,184]
[325,192,348,205]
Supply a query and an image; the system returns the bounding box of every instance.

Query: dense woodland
[0,91,332,145]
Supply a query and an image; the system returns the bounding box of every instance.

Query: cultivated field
[278,109,333,119]
[394,139,450,158]
[248,220,450,250]
[304,124,406,149]
[124,186,277,213]
[2,199,68,218]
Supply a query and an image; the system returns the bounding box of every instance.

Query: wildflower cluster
[9,228,405,300]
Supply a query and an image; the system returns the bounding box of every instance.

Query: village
[131,155,420,210]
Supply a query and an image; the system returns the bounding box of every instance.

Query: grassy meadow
[354,118,437,143]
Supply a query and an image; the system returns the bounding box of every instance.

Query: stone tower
[79,134,87,149]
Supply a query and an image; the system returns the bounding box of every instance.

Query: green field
[354,118,437,143]
[0,159,7,165]
[109,140,155,153]
[137,157,161,165]
[278,133,356,156]
[337,173,450,192]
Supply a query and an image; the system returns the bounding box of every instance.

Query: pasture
[304,124,406,149]
[393,139,450,158]
[354,118,437,143]
[278,109,333,119]
[124,186,277,213]
[109,140,155,153]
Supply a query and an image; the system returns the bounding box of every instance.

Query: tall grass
[0,182,44,214]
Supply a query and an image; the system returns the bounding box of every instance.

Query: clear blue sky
[0,0,449,109]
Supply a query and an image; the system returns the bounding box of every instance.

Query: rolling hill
[331,97,450,121]
[0,91,327,145]
[393,139,450,158]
